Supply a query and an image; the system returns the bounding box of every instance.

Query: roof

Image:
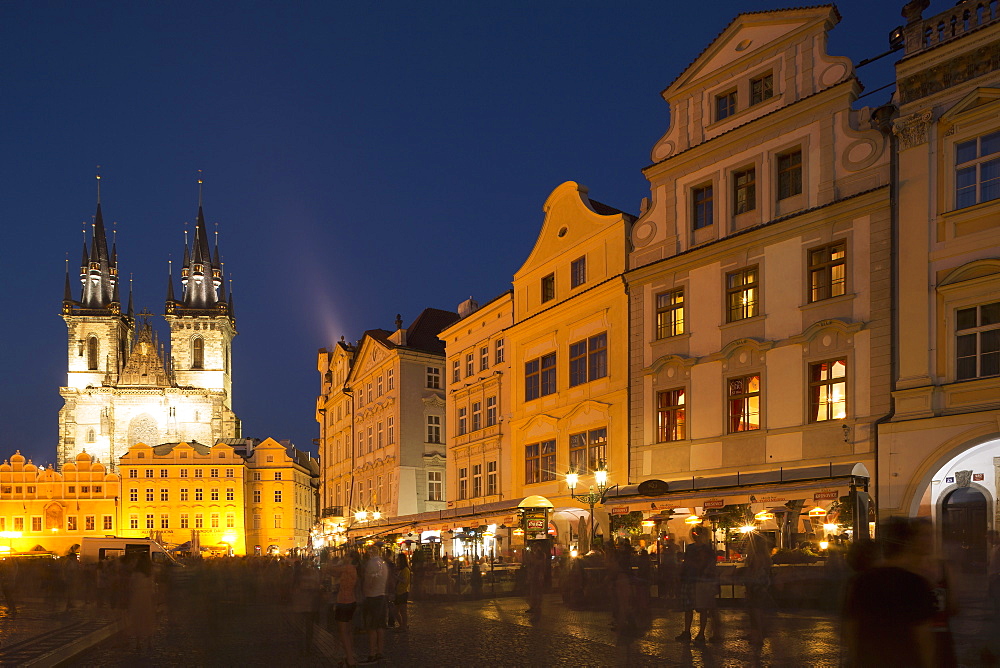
[588,199,636,219]
[404,308,460,353]
[151,441,212,456]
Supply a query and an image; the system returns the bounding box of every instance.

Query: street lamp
[565,460,616,549]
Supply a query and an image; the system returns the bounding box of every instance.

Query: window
[726,266,759,322]
[31,516,42,532]
[568,428,607,473]
[728,374,761,432]
[226,488,234,501]
[810,359,848,422]
[777,150,803,199]
[524,353,556,401]
[129,488,138,502]
[472,464,483,498]
[226,513,235,528]
[428,471,442,501]
[194,468,203,478]
[457,407,468,436]
[541,273,555,303]
[458,468,468,500]
[86,429,95,443]
[479,346,489,371]
[486,396,497,427]
[209,468,218,478]
[160,489,169,501]
[103,515,112,531]
[274,489,282,503]
[957,301,1000,379]
[66,516,77,531]
[427,367,442,389]
[377,421,384,448]
[195,514,204,529]
[180,488,189,501]
[452,360,460,383]
[692,184,714,229]
[253,489,261,503]
[226,468,234,478]
[87,336,99,370]
[716,90,737,120]
[471,402,482,431]
[956,130,1000,208]
[809,242,847,302]
[146,514,155,530]
[525,440,556,484]
[179,468,188,478]
[273,514,282,529]
[195,488,203,501]
[130,515,139,530]
[367,426,373,452]
[160,469,168,478]
[12,518,22,531]
[486,461,498,496]
[211,489,219,501]
[657,389,686,442]
[387,369,394,390]
[366,382,372,403]
[180,513,189,529]
[273,472,282,481]
[218,451,225,459]
[129,469,138,478]
[569,333,608,386]
[252,471,261,481]
[377,375,383,397]
[192,337,204,369]
[656,289,685,339]
[733,168,756,214]
[145,469,153,478]
[750,73,773,105]
[211,513,219,528]
[571,256,587,288]
[465,353,474,377]
[495,338,505,364]
[427,415,441,443]
[387,416,395,443]
[161,514,169,529]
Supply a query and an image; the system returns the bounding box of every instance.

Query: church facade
[58,194,240,470]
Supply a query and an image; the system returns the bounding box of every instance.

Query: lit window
[179,469,188,478]
[195,514,203,529]
[211,513,219,528]
[568,428,607,473]
[541,273,555,303]
[956,131,1000,209]
[180,488,188,501]
[809,242,847,302]
[273,514,282,529]
[571,256,587,288]
[656,289,685,339]
[525,353,556,401]
[777,150,803,200]
[525,440,556,484]
[657,389,686,442]
[145,488,154,502]
[956,302,1000,379]
[715,90,737,121]
[226,488,234,501]
[733,168,756,214]
[130,515,139,530]
[428,471,442,501]
[809,359,847,422]
[750,73,773,105]
[728,374,761,433]
[180,514,189,529]
[692,185,714,229]
[226,513,235,528]
[67,516,77,531]
[726,266,759,322]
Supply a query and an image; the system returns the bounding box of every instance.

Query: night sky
[2,1,912,467]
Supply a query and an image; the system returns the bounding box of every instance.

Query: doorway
[941,486,988,573]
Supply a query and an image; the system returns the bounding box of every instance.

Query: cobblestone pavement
[52,582,1000,667]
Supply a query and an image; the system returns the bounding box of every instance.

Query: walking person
[291,559,322,655]
[361,545,388,663]
[741,532,772,647]
[675,525,721,644]
[393,553,411,631]
[330,552,360,667]
[843,517,938,668]
[0,557,18,619]
[128,554,156,651]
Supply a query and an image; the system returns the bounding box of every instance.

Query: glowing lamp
[354,510,367,522]
[513,528,525,536]
[565,471,579,492]
[823,524,838,533]
[594,467,608,490]
[684,515,702,525]
[641,520,656,528]
[372,511,382,521]
[819,541,829,550]
[808,506,827,518]
[222,532,237,545]
[739,525,755,534]
[570,549,578,558]
[754,511,774,522]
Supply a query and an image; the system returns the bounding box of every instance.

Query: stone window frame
[937,261,1000,383]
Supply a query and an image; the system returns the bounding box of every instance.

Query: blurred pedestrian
[393,553,410,631]
[843,517,937,668]
[291,559,322,654]
[361,545,387,663]
[128,554,156,651]
[524,544,546,617]
[330,552,359,667]
[741,532,772,646]
[658,537,679,599]
[675,525,721,644]
[0,557,18,618]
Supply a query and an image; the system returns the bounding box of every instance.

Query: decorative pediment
[784,319,864,346]
[644,354,698,376]
[562,399,612,427]
[702,337,774,363]
[940,87,1000,123]
[938,259,1000,289]
[422,395,446,409]
[518,413,559,437]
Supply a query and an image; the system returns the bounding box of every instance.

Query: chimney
[457,296,479,318]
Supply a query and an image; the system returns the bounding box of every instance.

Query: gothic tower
[164,191,237,411]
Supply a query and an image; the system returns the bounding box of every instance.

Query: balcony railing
[903,0,1000,56]
[321,506,344,518]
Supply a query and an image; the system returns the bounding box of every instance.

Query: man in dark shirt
[843,517,937,667]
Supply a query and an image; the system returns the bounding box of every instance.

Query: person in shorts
[362,545,388,662]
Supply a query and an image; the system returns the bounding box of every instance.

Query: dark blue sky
[2,1,913,466]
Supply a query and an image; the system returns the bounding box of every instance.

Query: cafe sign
[610,506,630,515]
[814,490,840,501]
[703,499,725,509]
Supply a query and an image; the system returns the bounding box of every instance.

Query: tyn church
[58,193,240,469]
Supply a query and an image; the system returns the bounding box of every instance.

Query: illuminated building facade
[242,438,319,555]
[316,339,356,539]
[58,194,239,470]
[619,6,892,541]
[878,0,1000,570]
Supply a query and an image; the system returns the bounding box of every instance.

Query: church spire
[172,176,231,317]
[78,174,119,311]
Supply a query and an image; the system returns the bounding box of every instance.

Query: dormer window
[715,90,737,121]
[750,73,773,106]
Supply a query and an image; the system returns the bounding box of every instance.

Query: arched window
[192,337,204,369]
[86,428,95,443]
[87,336,99,370]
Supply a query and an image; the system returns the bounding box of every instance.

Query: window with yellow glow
[809,359,847,422]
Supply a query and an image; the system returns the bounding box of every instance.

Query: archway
[942,486,989,573]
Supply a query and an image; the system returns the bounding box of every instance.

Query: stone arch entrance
[941,486,989,573]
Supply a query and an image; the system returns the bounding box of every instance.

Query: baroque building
[879,0,1000,572]
[58,192,239,469]
[619,6,891,544]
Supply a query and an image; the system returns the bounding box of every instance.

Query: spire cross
[198,170,203,208]
[96,166,101,204]
[214,222,219,247]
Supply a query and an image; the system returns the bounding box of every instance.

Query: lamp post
[565,460,615,549]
